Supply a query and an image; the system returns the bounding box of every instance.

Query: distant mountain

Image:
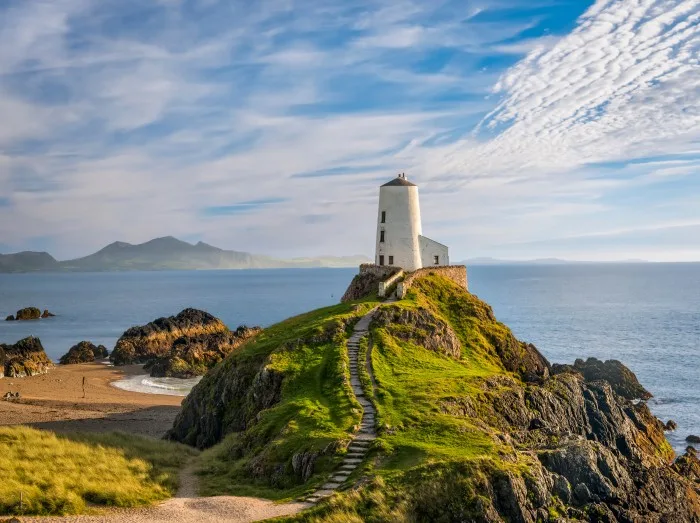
[462,257,650,265]
[0,237,371,273]
[0,251,60,272]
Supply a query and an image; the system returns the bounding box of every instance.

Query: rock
[5,315,14,321]
[41,309,55,318]
[665,419,678,431]
[341,265,399,302]
[552,357,652,400]
[0,337,53,378]
[146,326,261,378]
[687,435,700,444]
[59,341,109,365]
[373,305,462,358]
[14,307,41,321]
[110,308,229,365]
[2,391,20,400]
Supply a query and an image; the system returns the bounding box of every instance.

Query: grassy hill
[168,273,698,522]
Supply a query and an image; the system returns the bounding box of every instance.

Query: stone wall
[397,265,468,299]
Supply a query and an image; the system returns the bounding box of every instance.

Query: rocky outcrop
[110,308,228,365]
[145,326,261,378]
[13,307,40,320]
[552,357,652,400]
[59,341,109,365]
[373,305,461,358]
[341,265,398,302]
[4,307,54,321]
[0,337,53,378]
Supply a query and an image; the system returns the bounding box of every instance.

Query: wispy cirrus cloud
[0,0,698,261]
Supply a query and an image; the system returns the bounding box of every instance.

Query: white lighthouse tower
[375,173,449,271]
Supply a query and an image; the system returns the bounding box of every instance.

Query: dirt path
[23,460,310,523]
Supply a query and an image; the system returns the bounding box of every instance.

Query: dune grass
[0,426,197,516]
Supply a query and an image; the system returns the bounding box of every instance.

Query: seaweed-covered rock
[41,309,55,318]
[0,337,53,378]
[5,315,14,321]
[146,326,261,378]
[110,308,228,365]
[552,357,652,400]
[59,341,109,365]
[14,307,41,321]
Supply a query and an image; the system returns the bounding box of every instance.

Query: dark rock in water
[14,307,41,321]
[0,337,53,378]
[551,357,652,400]
[59,341,109,365]
[687,435,700,444]
[110,308,228,365]
[5,315,14,321]
[665,419,678,431]
[146,325,262,378]
[41,309,55,318]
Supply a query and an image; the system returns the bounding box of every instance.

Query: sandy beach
[0,363,182,438]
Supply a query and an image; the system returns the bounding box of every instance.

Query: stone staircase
[304,308,378,504]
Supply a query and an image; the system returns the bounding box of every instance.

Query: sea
[0,264,698,451]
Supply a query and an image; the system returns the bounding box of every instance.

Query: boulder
[14,307,41,321]
[0,337,53,378]
[665,419,678,431]
[41,309,55,318]
[551,357,652,400]
[110,308,229,365]
[5,315,14,321]
[59,341,109,365]
[687,435,700,444]
[146,326,262,378]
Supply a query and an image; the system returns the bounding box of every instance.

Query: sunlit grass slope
[276,274,538,522]
[191,298,380,499]
[0,427,196,516]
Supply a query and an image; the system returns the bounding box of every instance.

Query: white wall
[418,235,449,268]
[375,186,423,271]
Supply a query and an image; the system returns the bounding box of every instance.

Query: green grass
[187,275,545,518]
[0,426,197,516]
[194,298,380,499]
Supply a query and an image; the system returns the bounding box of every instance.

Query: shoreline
[0,363,183,438]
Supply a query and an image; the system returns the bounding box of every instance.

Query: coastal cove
[1,264,699,452]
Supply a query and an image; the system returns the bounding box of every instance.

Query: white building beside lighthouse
[375,173,449,271]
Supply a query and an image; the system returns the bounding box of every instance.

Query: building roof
[381,175,417,187]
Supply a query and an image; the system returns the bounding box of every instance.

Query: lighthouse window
[380,230,385,242]
[381,211,386,223]
[388,256,394,265]
[433,255,440,265]
[379,255,385,266]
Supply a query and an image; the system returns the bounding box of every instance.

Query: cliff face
[0,337,53,378]
[168,275,699,521]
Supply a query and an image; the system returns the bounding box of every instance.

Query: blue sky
[1,0,699,261]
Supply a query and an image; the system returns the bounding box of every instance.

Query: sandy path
[22,461,310,523]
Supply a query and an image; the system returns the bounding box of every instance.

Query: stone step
[350,439,371,446]
[340,464,357,471]
[343,457,363,464]
[347,451,367,458]
[322,482,342,490]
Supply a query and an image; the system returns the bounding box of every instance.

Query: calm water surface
[0,264,698,451]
